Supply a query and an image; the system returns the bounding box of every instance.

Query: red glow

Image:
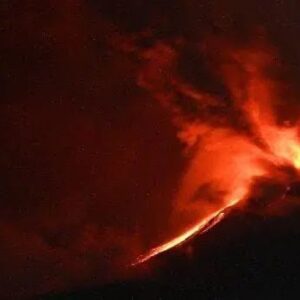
[133,38,300,265]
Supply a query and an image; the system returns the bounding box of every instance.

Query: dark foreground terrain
[40,208,300,300]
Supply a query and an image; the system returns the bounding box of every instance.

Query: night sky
[2,1,300,299]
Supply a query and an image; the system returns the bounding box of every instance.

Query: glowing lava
[132,37,300,266]
[133,199,237,265]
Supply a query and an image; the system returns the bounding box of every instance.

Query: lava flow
[133,200,235,265]
[132,37,300,266]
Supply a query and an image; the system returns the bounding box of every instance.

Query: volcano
[41,203,300,299]
[3,1,300,299]
[41,179,300,299]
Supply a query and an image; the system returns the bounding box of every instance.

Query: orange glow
[133,210,226,265]
[133,38,300,265]
[133,197,239,265]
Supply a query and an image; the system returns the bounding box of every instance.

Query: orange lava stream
[133,198,239,265]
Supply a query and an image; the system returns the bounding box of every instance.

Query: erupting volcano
[4,1,300,298]
[132,36,300,265]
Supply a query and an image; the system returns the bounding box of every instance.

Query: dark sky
[1,1,300,298]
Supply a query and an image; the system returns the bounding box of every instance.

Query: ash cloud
[2,0,300,298]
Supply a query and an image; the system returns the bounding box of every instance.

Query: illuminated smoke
[132,35,300,264]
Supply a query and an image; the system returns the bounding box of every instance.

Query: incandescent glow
[291,144,300,168]
[133,37,300,266]
[133,132,300,265]
[133,198,240,265]
[133,211,225,265]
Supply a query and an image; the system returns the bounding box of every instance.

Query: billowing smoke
[2,0,300,298]
[117,27,300,263]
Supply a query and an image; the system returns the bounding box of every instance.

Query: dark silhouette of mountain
[39,208,300,300]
